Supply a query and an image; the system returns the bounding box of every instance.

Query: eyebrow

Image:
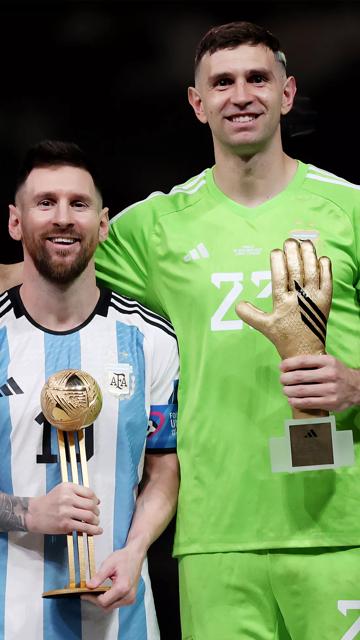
[33,191,92,202]
[207,67,274,85]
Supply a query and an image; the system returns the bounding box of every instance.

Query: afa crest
[107,363,134,399]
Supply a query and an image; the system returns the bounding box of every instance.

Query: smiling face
[188,43,296,157]
[9,165,108,284]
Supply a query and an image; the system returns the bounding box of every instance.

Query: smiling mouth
[47,237,80,245]
[227,114,259,123]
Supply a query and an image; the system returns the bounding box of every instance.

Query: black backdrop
[1,1,360,637]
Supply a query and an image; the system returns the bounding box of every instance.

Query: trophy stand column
[40,368,111,598]
[43,426,110,598]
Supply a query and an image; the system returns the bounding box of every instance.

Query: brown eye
[249,74,266,84]
[71,201,87,209]
[217,77,232,87]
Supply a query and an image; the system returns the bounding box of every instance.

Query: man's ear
[8,204,22,241]
[281,75,297,115]
[188,86,208,124]
[98,207,109,243]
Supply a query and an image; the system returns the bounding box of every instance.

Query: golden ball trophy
[236,238,354,472]
[40,369,110,597]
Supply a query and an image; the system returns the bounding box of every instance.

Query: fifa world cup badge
[236,238,354,473]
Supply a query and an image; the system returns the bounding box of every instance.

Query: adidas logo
[183,243,209,262]
[304,429,318,438]
[0,377,24,397]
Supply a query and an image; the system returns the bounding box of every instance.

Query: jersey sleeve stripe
[109,300,176,339]
[109,171,207,223]
[170,171,206,194]
[0,300,12,319]
[110,292,175,332]
[170,180,206,196]
[306,173,360,190]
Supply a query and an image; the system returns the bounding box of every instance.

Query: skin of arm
[82,451,179,612]
[0,482,102,535]
[0,493,29,531]
[280,354,360,412]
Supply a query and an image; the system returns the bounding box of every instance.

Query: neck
[20,261,100,331]
[213,137,298,207]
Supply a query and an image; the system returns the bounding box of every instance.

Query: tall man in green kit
[3,20,360,640]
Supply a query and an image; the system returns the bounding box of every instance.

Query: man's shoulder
[104,288,176,340]
[0,287,18,324]
[301,163,360,208]
[110,169,211,226]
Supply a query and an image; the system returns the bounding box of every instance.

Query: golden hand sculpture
[236,238,333,420]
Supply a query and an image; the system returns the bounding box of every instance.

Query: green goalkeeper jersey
[95,161,360,555]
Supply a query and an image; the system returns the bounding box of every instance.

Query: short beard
[29,240,96,285]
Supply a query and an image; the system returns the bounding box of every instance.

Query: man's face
[9,165,108,284]
[188,44,296,156]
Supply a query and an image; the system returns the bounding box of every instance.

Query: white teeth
[231,115,256,122]
[50,238,77,244]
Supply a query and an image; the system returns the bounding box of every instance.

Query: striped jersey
[95,161,360,555]
[0,286,179,640]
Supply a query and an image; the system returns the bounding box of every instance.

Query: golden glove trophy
[236,238,354,472]
[40,369,110,597]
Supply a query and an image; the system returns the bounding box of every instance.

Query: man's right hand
[26,482,102,536]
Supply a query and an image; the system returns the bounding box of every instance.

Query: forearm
[125,453,179,560]
[0,492,29,532]
[83,453,179,608]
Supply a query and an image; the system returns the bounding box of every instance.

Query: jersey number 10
[35,412,94,464]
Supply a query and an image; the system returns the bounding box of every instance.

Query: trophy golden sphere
[40,369,102,431]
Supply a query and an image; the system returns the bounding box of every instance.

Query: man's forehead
[200,43,279,74]
[23,165,95,196]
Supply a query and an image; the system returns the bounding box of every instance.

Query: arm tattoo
[0,493,29,532]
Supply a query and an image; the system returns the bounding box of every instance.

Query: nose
[230,80,253,107]
[53,202,74,226]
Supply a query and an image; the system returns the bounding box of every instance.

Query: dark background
[1,1,360,637]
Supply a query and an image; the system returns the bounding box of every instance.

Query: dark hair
[194,21,287,76]
[15,139,102,197]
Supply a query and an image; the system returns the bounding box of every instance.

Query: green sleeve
[95,203,165,316]
[350,194,360,296]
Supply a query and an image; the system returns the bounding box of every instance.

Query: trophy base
[269,415,354,472]
[42,586,111,598]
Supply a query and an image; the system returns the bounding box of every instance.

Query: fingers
[72,495,100,516]
[235,301,270,333]
[82,582,136,612]
[283,238,303,291]
[283,238,329,294]
[82,550,141,612]
[319,256,332,298]
[70,506,100,526]
[71,483,100,504]
[68,520,103,536]
[279,354,352,412]
[300,240,319,289]
[50,483,102,534]
[280,354,328,373]
[270,249,289,303]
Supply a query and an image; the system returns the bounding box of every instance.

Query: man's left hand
[81,543,143,612]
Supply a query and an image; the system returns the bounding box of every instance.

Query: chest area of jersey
[0,320,148,481]
[155,204,357,334]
